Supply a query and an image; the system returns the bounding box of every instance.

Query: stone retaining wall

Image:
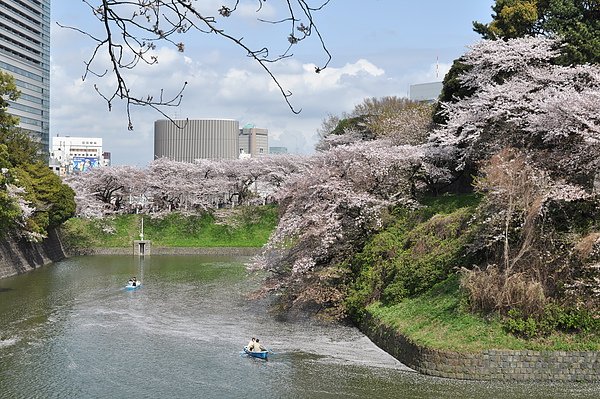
[68,246,260,256]
[359,313,600,382]
[1,238,259,280]
[0,228,67,279]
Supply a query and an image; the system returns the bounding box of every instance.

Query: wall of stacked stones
[0,233,260,280]
[360,313,600,382]
[71,245,259,256]
[0,228,66,279]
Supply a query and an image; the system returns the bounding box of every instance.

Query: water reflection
[0,255,598,399]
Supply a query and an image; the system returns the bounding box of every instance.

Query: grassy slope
[355,194,600,352]
[367,276,600,352]
[60,205,278,249]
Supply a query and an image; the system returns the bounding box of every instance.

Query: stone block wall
[70,246,260,256]
[360,313,600,382]
[0,228,67,279]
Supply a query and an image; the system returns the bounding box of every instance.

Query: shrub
[346,194,478,316]
[504,304,600,338]
[460,265,547,317]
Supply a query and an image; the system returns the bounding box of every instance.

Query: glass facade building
[0,0,51,155]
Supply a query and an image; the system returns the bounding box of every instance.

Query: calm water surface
[0,255,598,399]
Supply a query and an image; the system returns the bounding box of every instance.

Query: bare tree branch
[58,0,332,129]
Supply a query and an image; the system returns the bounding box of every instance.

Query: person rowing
[252,338,266,352]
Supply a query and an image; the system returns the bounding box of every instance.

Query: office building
[239,124,268,157]
[0,0,51,155]
[49,136,108,176]
[269,146,288,155]
[409,82,443,102]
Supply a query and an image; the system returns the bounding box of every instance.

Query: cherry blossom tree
[432,36,600,189]
[317,96,434,151]
[66,164,145,217]
[66,153,311,217]
[432,37,600,318]
[146,158,210,213]
[252,140,426,318]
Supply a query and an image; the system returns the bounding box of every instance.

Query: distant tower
[0,1,51,156]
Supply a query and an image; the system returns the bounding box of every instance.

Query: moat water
[0,255,598,398]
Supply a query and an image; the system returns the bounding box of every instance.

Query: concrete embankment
[0,230,261,280]
[0,228,67,279]
[69,247,261,256]
[359,312,600,382]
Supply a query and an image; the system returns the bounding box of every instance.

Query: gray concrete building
[239,123,268,157]
[269,146,287,155]
[409,81,443,102]
[0,0,51,155]
[154,119,240,162]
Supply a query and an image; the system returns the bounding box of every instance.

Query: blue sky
[50,1,495,166]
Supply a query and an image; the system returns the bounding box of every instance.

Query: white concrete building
[49,136,109,176]
[409,82,443,102]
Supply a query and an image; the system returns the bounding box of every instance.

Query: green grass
[367,275,600,352]
[60,205,278,249]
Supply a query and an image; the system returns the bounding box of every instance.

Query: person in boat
[247,337,256,351]
[252,338,266,352]
[128,278,133,286]
[132,277,137,287]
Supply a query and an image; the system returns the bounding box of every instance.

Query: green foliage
[504,305,600,338]
[0,144,19,234]
[367,275,600,352]
[0,70,20,129]
[473,0,600,65]
[345,194,480,318]
[473,0,540,39]
[60,206,278,249]
[9,163,75,236]
[22,163,76,227]
[0,185,21,235]
[432,58,475,125]
[540,0,600,65]
[504,309,539,338]
[330,115,372,138]
[0,127,43,166]
[0,70,75,239]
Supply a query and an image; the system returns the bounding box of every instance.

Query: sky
[49,1,496,166]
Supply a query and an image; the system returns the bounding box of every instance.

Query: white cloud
[50,0,487,166]
[52,44,444,165]
[236,1,277,19]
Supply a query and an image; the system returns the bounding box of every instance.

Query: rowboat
[125,282,142,290]
[244,346,268,359]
